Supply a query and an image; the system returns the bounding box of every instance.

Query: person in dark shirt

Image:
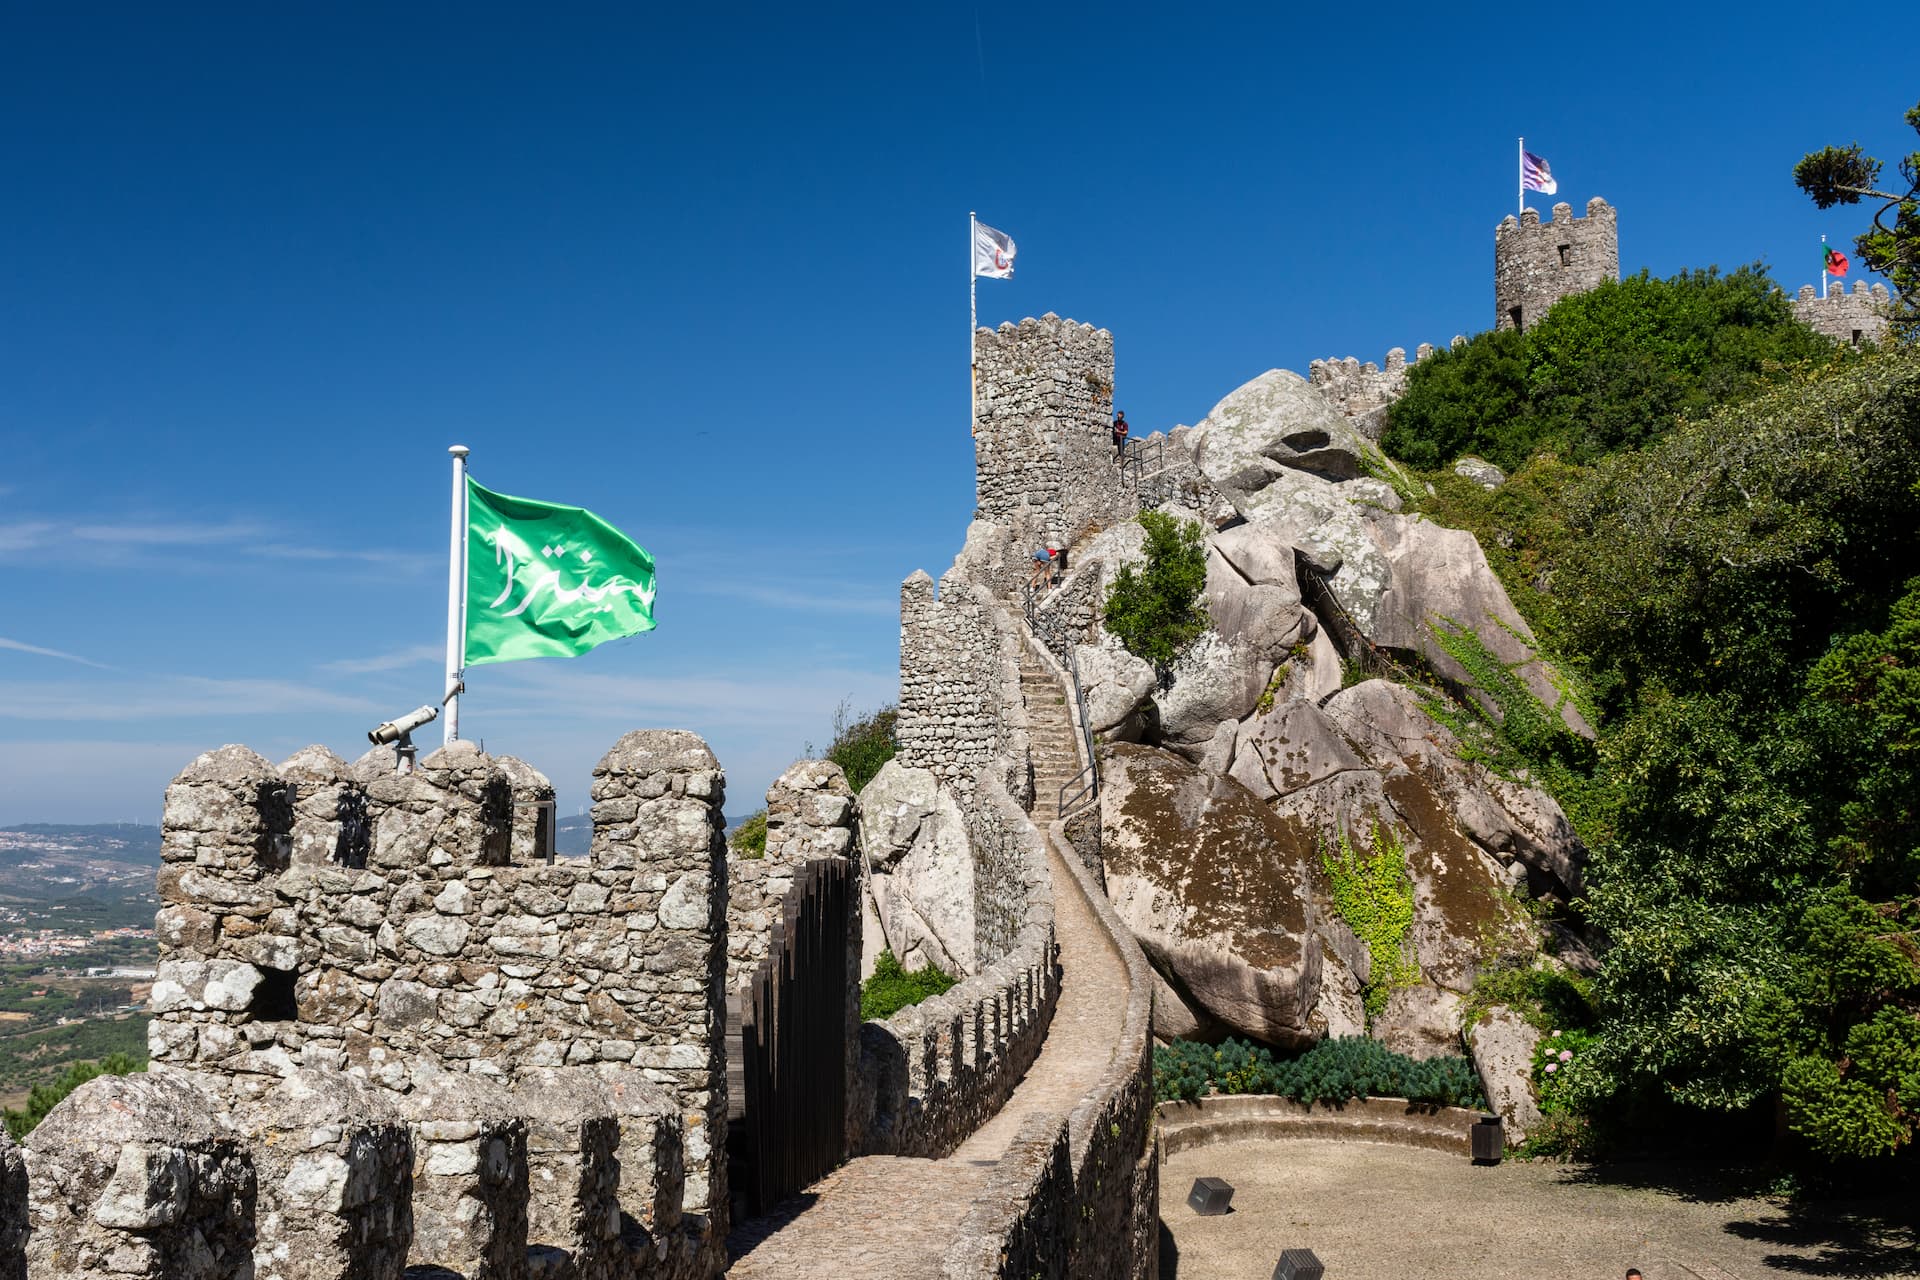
[1112,410,1129,462]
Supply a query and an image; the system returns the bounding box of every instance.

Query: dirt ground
[1160,1138,1918,1280]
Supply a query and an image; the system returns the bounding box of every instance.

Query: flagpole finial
[449,444,470,459]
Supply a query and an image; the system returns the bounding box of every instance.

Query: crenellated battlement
[1495,196,1619,332]
[1789,278,1892,347]
[1307,337,1467,427]
[116,729,735,1278]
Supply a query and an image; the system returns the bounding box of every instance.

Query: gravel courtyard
[1160,1138,1918,1279]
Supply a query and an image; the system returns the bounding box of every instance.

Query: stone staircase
[1020,645,1090,820]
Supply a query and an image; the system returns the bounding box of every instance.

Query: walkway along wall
[938,817,1159,1280]
[848,772,1059,1159]
[18,730,734,1280]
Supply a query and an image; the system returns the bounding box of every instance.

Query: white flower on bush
[1558,1049,1573,1063]
[1545,1062,1558,1073]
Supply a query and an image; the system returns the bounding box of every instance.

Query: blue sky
[2,3,1913,823]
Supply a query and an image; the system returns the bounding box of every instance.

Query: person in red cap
[1111,410,1130,462]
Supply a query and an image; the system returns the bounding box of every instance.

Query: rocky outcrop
[1151,631,1275,760]
[1075,633,1155,742]
[857,760,977,975]
[1369,517,1590,737]
[1454,456,1506,490]
[1098,745,1327,1048]
[1468,1007,1544,1145]
[1188,369,1374,493]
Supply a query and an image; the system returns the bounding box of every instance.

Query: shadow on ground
[1558,1161,1919,1276]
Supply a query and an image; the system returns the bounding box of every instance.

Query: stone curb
[1155,1094,1483,1159]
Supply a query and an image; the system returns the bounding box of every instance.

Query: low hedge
[1154,1035,1488,1110]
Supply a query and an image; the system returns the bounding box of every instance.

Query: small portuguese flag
[1824,244,1850,277]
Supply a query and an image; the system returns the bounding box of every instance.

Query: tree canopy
[1795,99,1920,335]
[1384,266,1837,472]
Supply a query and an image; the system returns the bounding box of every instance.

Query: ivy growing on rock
[1319,823,1419,1019]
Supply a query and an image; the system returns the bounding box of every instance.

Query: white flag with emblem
[973,220,1016,279]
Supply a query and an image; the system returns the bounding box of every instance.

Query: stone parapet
[1307,339,1465,427]
[938,817,1158,1280]
[22,1071,260,1279]
[851,774,1059,1158]
[726,760,856,989]
[1790,279,1892,347]
[125,728,730,1277]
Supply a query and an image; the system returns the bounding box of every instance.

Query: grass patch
[859,949,958,1021]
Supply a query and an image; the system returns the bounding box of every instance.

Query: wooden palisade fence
[735,857,851,1217]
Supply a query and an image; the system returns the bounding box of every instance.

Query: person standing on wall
[1111,409,1129,463]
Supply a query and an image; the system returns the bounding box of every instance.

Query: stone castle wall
[725,758,863,1150]
[896,570,1032,804]
[1790,279,1892,347]
[724,760,856,991]
[1307,339,1465,432]
[973,314,1134,594]
[1494,197,1619,332]
[11,729,738,1279]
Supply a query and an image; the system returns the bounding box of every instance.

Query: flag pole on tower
[1822,234,1829,300]
[1517,137,1524,216]
[445,444,470,744]
[970,211,978,437]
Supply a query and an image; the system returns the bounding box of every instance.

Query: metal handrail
[1053,635,1100,819]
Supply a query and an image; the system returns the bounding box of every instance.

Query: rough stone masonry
[16,729,734,1280]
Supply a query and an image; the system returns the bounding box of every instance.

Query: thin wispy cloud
[0,676,379,721]
[0,517,433,576]
[319,644,443,674]
[0,637,117,670]
[676,579,896,617]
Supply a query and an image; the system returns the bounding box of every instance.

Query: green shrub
[860,949,957,1021]
[819,699,898,793]
[1103,510,1209,668]
[1384,265,1838,471]
[3,1052,142,1140]
[729,810,767,859]
[1319,824,1419,1019]
[1460,963,1596,1037]
[1152,1036,1487,1110]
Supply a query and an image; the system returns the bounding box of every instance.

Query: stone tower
[1494,197,1619,332]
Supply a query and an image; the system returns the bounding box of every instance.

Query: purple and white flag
[1522,151,1558,195]
[973,220,1016,279]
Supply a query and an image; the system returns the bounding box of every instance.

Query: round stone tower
[1494,197,1619,332]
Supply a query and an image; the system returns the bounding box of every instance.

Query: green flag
[464,477,656,666]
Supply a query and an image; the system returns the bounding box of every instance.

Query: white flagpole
[445,444,470,744]
[1821,234,1829,300]
[970,211,978,437]
[1517,137,1524,216]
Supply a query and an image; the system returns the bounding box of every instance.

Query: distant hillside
[0,825,160,870]
[556,813,591,857]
